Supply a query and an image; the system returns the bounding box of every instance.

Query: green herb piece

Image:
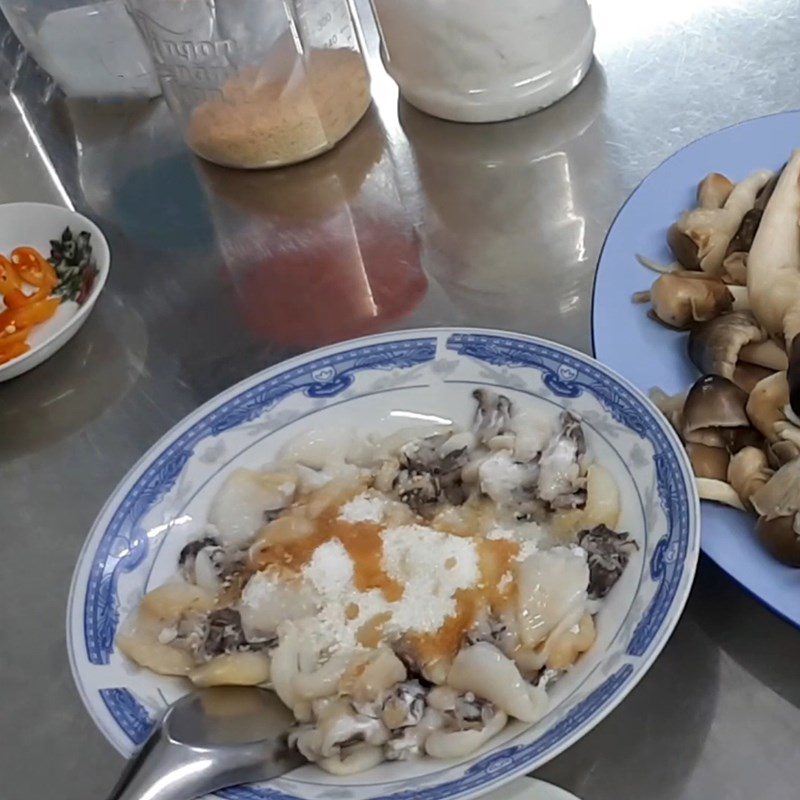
[49,226,99,305]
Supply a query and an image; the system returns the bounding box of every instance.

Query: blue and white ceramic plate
[68,327,699,800]
[593,111,800,626]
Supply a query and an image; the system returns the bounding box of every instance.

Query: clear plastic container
[126,0,372,169]
[370,0,595,123]
[0,0,160,99]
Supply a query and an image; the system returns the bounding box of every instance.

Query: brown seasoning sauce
[251,505,521,664]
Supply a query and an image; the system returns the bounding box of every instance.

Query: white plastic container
[371,0,595,123]
[0,0,160,99]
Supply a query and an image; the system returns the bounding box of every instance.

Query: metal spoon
[106,686,305,800]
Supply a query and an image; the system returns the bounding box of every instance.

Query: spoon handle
[106,724,290,800]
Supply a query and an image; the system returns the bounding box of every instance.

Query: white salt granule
[486,527,516,541]
[487,526,539,561]
[158,626,177,644]
[304,539,354,598]
[382,524,479,634]
[315,589,390,652]
[479,451,532,507]
[339,492,388,524]
[300,539,392,651]
[516,539,540,561]
[279,523,483,653]
[241,569,282,607]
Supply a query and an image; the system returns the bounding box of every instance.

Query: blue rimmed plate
[67,327,699,800]
[592,111,800,627]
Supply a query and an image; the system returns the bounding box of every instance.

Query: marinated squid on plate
[635,148,800,565]
[118,389,637,773]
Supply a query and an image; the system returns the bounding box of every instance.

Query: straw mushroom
[766,439,800,469]
[681,375,753,449]
[666,375,758,509]
[739,340,788,371]
[648,272,735,328]
[732,361,774,394]
[695,477,747,510]
[774,419,800,453]
[668,170,774,275]
[746,371,790,441]
[697,173,735,209]
[756,516,800,566]
[667,173,734,268]
[685,443,730,481]
[747,150,800,415]
[694,442,773,513]
[649,388,687,430]
[686,311,766,379]
[751,459,800,565]
[666,225,701,271]
[727,447,773,508]
[721,172,781,284]
[791,337,800,417]
[744,372,800,466]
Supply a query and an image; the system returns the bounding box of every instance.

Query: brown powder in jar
[188,48,371,169]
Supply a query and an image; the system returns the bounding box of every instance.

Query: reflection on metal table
[2,1,800,799]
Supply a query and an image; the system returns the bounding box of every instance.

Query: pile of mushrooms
[636,150,800,566]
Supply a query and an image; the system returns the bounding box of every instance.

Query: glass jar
[126,0,372,169]
[370,0,594,123]
[0,0,159,99]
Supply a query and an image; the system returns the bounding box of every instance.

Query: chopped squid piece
[340,647,407,703]
[208,468,296,546]
[478,451,538,511]
[515,547,590,649]
[578,525,638,599]
[447,643,548,723]
[537,413,587,508]
[189,651,270,687]
[385,707,446,760]
[551,464,621,541]
[472,389,513,444]
[425,708,508,759]
[117,583,216,676]
[380,681,426,729]
[319,744,385,775]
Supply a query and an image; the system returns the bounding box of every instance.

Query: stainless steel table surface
[3,1,800,799]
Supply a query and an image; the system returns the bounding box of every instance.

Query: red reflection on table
[225,211,426,348]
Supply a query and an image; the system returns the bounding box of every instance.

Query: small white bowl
[0,202,110,382]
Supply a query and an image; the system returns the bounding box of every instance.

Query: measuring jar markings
[130,10,235,65]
